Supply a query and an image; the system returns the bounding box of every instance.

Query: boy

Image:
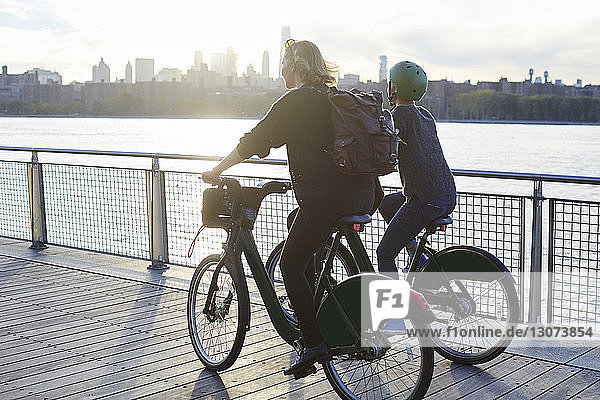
[377,61,456,275]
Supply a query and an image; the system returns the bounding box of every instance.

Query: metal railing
[1,145,599,325]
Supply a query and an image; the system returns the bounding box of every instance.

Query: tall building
[210,53,226,74]
[194,50,203,69]
[224,46,238,77]
[125,61,132,84]
[27,68,62,84]
[92,57,110,83]
[279,25,291,78]
[135,58,154,82]
[379,55,388,83]
[262,51,269,78]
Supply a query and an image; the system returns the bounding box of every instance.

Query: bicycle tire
[265,238,357,322]
[414,246,520,364]
[187,254,250,370]
[323,319,434,400]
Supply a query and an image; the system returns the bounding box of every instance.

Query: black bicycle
[266,210,520,365]
[187,177,436,400]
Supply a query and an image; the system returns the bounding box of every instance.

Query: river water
[0,116,599,200]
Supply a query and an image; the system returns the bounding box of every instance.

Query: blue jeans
[376,192,456,273]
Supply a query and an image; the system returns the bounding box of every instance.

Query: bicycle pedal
[292,364,318,379]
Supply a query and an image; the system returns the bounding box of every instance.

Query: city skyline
[1,0,599,85]
[4,49,598,88]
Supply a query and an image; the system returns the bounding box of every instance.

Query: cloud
[1,0,599,84]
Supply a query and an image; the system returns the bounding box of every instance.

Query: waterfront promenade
[2,237,600,400]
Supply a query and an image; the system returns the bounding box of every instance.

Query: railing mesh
[165,173,297,269]
[549,199,600,325]
[362,188,524,275]
[0,160,30,240]
[6,158,595,326]
[43,164,149,258]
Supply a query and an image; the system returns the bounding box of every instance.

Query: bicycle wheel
[187,254,250,370]
[323,319,434,400]
[265,239,357,322]
[414,246,520,364]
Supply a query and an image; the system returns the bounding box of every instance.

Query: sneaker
[284,341,331,378]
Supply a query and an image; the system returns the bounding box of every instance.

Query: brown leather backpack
[325,87,400,177]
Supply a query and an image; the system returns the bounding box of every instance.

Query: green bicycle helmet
[389,61,428,101]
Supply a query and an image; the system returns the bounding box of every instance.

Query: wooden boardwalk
[1,250,600,399]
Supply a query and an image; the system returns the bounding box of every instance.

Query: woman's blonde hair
[284,40,338,86]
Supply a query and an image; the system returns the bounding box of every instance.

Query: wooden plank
[35,320,286,399]
[1,298,186,342]
[0,320,190,371]
[61,314,282,398]
[96,338,291,399]
[567,378,600,399]
[535,369,600,399]
[426,353,513,397]
[499,364,581,399]
[1,277,144,298]
[424,355,531,398]
[2,277,124,297]
[0,274,103,294]
[1,311,187,360]
[0,265,79,279]
[8,284,170,311]
[2,280,176,306]
[0,285,161,319]
[459,358,556,399]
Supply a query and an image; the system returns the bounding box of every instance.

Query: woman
[203,39,377,377]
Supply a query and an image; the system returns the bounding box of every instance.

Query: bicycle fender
[415,245,515,290]
[316,273,392,348]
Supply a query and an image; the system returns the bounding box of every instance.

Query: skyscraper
[279,26,291,79]
[92,57,110,83]
[210,53,226,74]
[224,46,238,77]
[379,55,388,83]
[135,58,154,82]
[262,51,269,78]
[125,61,132,83]
[194,50,203,70]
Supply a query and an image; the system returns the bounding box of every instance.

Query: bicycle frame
[203,178,370,352]
[328,224,468,315]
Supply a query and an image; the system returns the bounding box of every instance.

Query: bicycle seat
[334,214,371,228]
[426,216,453,233]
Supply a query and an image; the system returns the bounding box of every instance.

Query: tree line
[2,90,599,122]
[448,90,600,122]
[0,91,282,118]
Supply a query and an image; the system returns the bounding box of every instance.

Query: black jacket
[236,84,377,211]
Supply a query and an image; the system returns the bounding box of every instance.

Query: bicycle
[187,176,435,400]
[266,209,520,365]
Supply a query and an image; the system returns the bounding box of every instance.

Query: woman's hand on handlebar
[202,170,221,184]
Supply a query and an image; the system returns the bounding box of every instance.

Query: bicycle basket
[202,187,232,228]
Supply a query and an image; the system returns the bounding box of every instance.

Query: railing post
[528,177,544,322]
[27,151,48,249]
[547,199,555,324]
[519,197,527,322]
[146,156,169,269]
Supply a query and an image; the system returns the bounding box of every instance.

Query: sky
[1,0,599,86]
